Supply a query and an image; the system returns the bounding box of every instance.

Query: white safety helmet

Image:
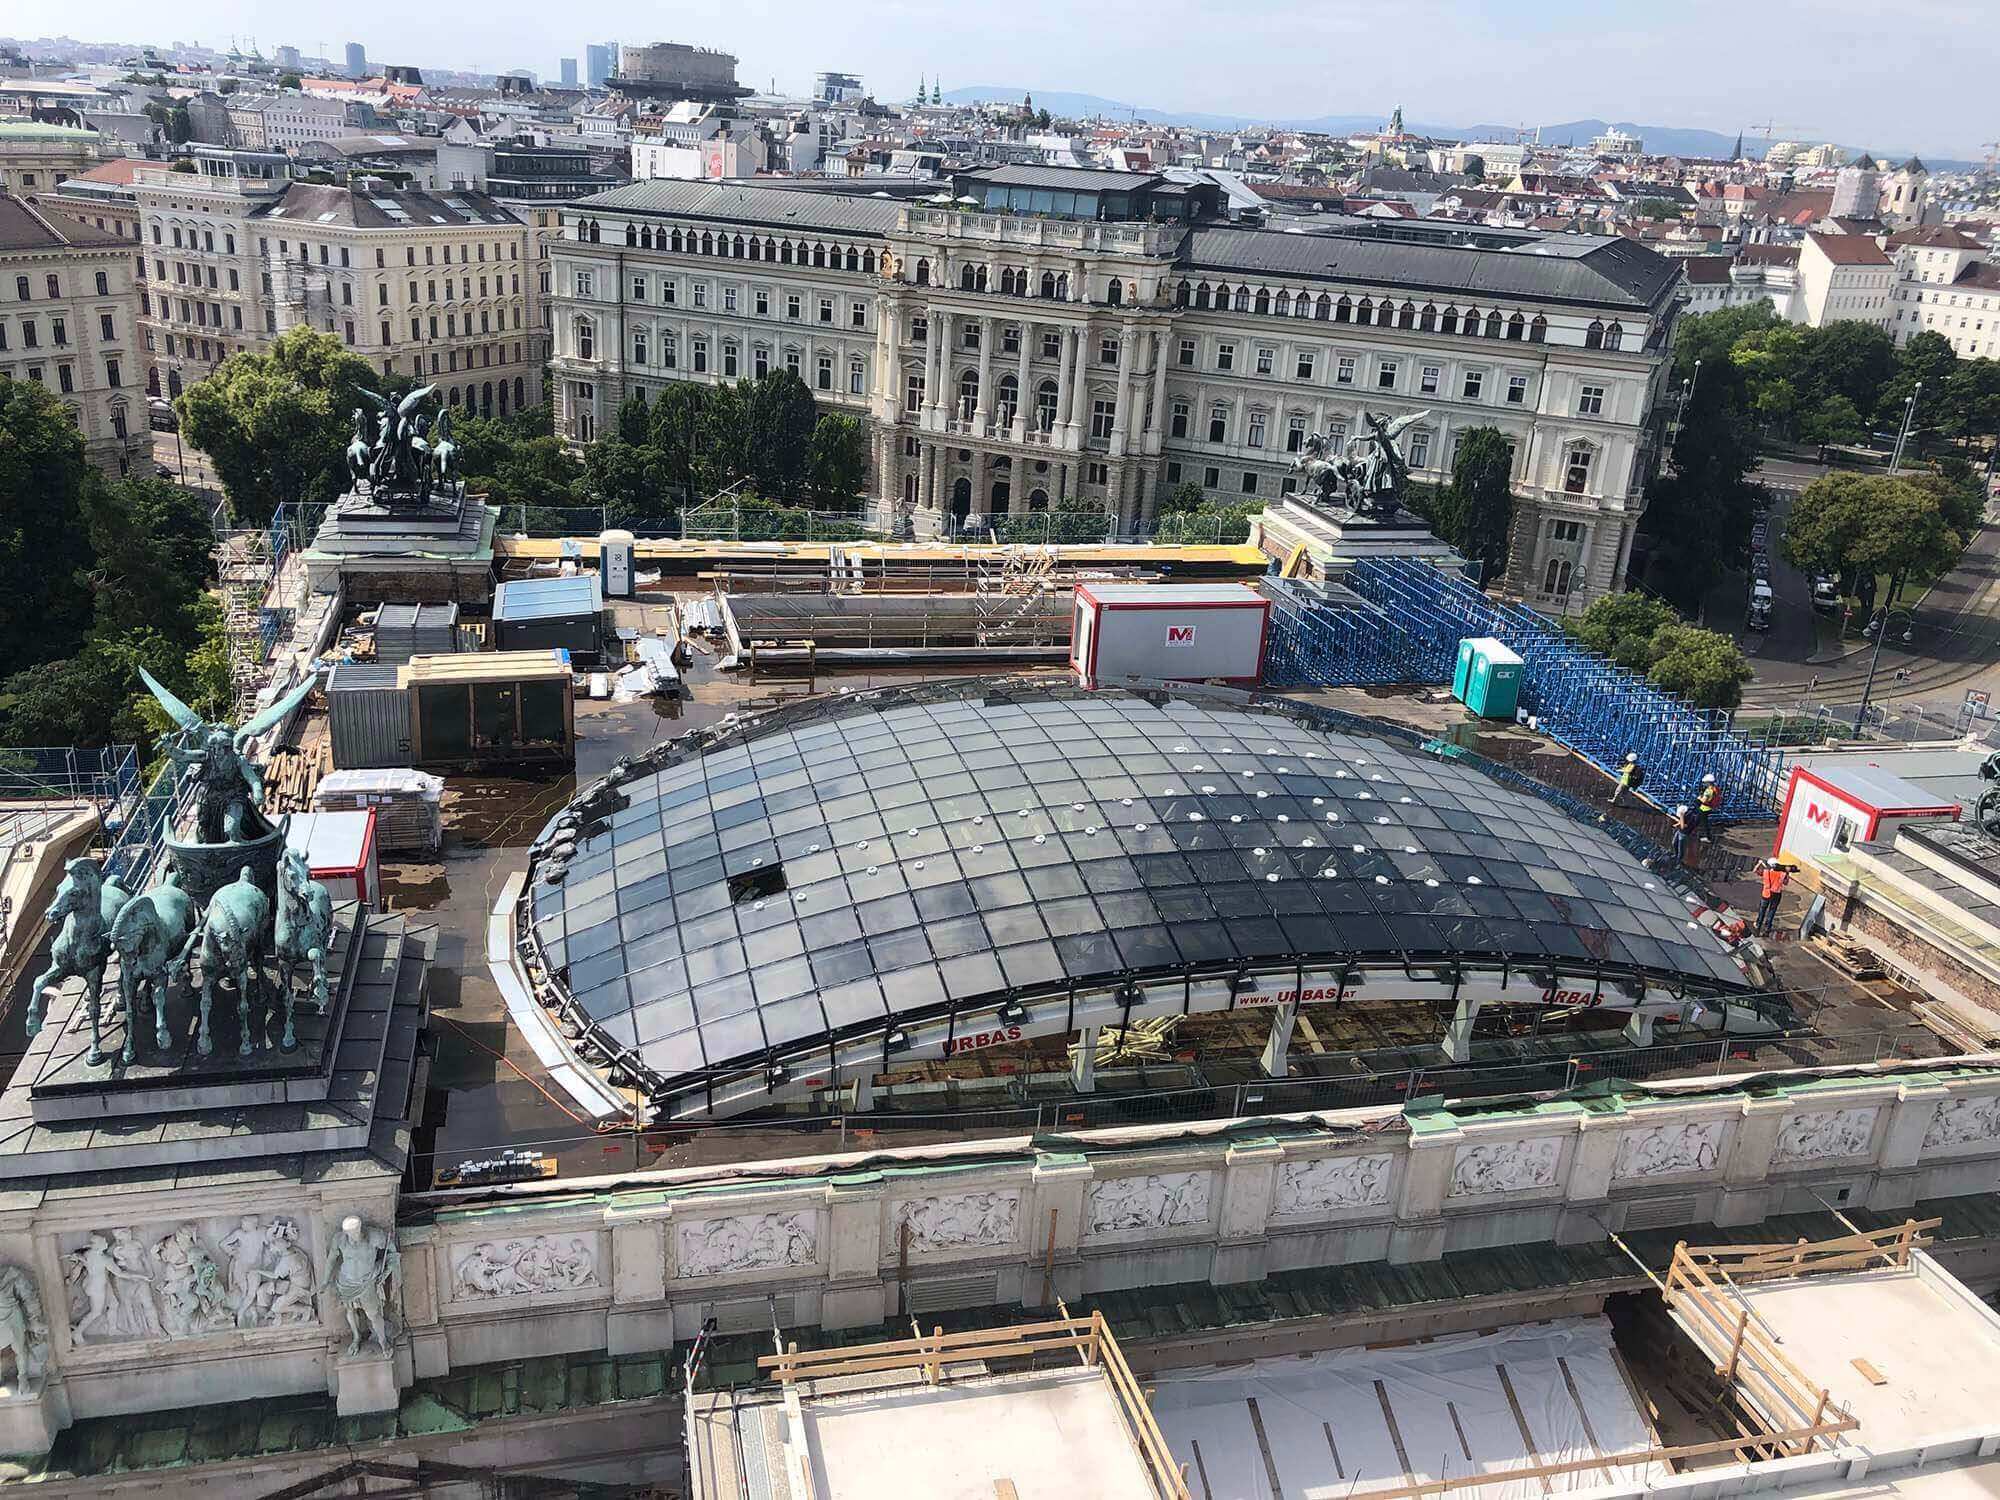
[1702,773,1716,783]
[1674,804,1688,818]
[1623,752,1637,763]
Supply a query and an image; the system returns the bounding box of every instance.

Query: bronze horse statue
[28,859,131,1065]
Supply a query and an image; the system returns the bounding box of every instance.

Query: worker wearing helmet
[1610,752,1644,807]
[1755,858,1793,937]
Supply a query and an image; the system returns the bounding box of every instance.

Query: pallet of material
[261,741,333,816]
[1814,935,1887,981]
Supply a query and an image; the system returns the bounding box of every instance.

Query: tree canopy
[1637,353,1762,611]
[0,380,99,679]
[1781,472,1960,591]
[1569,592,1752,710]
[1424,426,1513,580]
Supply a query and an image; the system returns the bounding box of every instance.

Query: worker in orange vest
[1754,858,1794,938]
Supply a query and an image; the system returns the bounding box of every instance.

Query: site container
[327,663,414,770]
[404,650,575,768]
[373,601,459,664]
[283,808,381,906]
[1452,637,1524,719]
[1774,763,1960,865]
[492,574,603,660]
[1070,583,1269,690]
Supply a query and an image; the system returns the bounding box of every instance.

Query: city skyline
[4,0,1987,159]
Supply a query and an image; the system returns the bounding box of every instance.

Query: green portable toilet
[1453,637,1524,719]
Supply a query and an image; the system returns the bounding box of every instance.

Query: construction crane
[1745,121,1811,159]
[1982,142,2000,180]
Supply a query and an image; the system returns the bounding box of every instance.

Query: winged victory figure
[139,667,318,846]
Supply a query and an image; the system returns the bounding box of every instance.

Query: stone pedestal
[0,1380,67,1456]
[331,1348,400,1417]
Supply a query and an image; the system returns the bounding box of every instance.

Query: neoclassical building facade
[549,167,1684,605]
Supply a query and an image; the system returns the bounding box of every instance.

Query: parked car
[147,397,177,433]
[1748,580,1774,631]
[1811,576,1842,611]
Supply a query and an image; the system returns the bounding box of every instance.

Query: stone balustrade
[394,1060,2000,1379]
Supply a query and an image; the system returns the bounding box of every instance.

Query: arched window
[1028,488,1049,511]
[1175,279,1191,308]
[1193,283,1211,309]
[1233,286,1251,312]
[950,476,972,520]
[1440,306,1458,335]
[782,241,796,265]
[575,316,594,360]
[913,257,928,285]
[1563,441,1596,494]
[639,225,652,249]
[1398,301,1416,329]
[990,479,1011,515]
[1530,315,1547,344]
[1040,270,1057,298]
[1462,307,1479,336]
[1109,279,1124,307]
[977,265,988,291]
[958,368,979,416]
[960,263,978,291]
[844,246,858,271]
[448,385,460,405]
[1585,320,1605,349]
[513,376,524,409]
[812,243,827,268]
[480,380,493,416]
[1295,291,1312,319]
[671,228,684,253]
[497,380,510,415]
[1056,273,1068,299]
[748,237,762,260]
[1485,310,1504,338]
[1378,301,1395,327]
[1419,303,1437,332]
[1035,379,1059,431]
[1356,297,1373,324]
[1604,322,1623,351]
[996,373,1019,425]
[1334,295,1351,323]
[1542,556,1573,597]
[863,249,876,273]
[1254,288,1270,315]
[1507,312,1526,341]
[1274,291,1290,317]
[733,235,746,257]
[625,223,638,246]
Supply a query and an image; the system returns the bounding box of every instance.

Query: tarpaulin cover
[1148,1317,1662,1500]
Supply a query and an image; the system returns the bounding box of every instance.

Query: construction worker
[1669,805,1692,868]
[1690,773,1721,839]
[1755,858,1793,937]
[1610,752,1644,806]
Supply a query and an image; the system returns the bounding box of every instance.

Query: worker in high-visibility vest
[1690,773,1721,839]
[1609,752,1644,806]
[1755,858,1794,937]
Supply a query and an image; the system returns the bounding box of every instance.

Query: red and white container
[1071,582,1270,691]
[1774,763,1959,865]
[284,808,382,907]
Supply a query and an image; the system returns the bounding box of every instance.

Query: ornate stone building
[549,166,1684,606]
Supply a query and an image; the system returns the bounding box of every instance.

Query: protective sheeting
[1148,1317,1663,1500]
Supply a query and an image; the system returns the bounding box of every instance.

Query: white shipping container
[1071,583,1270,690]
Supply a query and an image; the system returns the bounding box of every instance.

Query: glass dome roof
[523,679,1747,1095]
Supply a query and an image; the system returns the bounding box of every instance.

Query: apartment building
[133,149,540,415]
[1887,225,2000,358]
[1797,232,1894,330]
[0,120,104,196]
[0,193,149,476]
[550,166,1684,607]
[224,91,356,152]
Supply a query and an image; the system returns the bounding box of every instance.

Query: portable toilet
[1453,637,1524,719]
[599,528,636,599]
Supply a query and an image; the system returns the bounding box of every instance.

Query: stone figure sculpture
[454,1235,602,1298]
[153,1225,231,1337]
[1085,1173,1212,1234]
[219,1216,276,1314]
[26,857,131,1062]
[248,1221,317,1326]
[320,1215,400,1355]
[190,865,273,1057]
[109,868,202,1063]
[275,847,333,1048]
[676,1213,819,1277]
[1448,1138,1561,1198]
[1290,409,1432,518]
[66,1230,163,1342]
[0,1264,49,1388]
[429,406,459,490]
[1977,750,2000,838]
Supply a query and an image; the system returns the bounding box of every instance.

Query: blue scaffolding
[1264,558,1787,820]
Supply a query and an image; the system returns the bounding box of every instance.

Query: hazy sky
[10,0,1985,156]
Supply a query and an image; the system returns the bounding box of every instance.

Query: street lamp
[1853,606,1916,735]
[1888,381,1922,476]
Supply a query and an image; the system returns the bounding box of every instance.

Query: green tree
[1639,358,1762,611]
[1645,624,1753,710]
[175,327,380,526]
[167,102,193,144]
[693,382,752,496]
[1904,464,1984,545]
[0,381,97,678]
[613,391,651,446]
[647,383,705,506]
[1941,358,2000,448]
[743,370,819,500]
[1571,592,1681,673]
[79,478,216,648]
[1876,330,1958,434]
[1673,304,1780,382]
[1799,393,1864,448]
[806,413,869,508]
[1436,426,1513,579]
[277,72,302,89]
[1156,480,1205,518]
[1783,472,1959,597]
[581,439,662,529]
[1151,501,1258,544]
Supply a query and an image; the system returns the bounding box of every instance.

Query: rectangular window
[1408,431,1431,469]
[1246,412,1266,448]
[57,364,73,393]
[1216,343,1235,371]
[1577,383,1605,416]
[632,331,648,364]
[1203,466,1220,489]
[1296,352,1315,380]
[1241,470,1258,495]
[692,283,707,309]
[1462,370,1484,400]
[692,338,708,373]
[725,344,739,377]
[1507,374,1528,405]
[819,297,834,324]
[725,286,738,313]
[1090,399,1115,440]
[1100,336,1119,365]
[851,301,866,328]
[95,271,109,296]
[1208,408,1227,444]
[1287,416,1307,452]
[1170,401,1189,439]
[105,358,121,388]
[849,360,864,395]
[1086,462,1108,486]
[1420,364,1440,395]
[100,313,115,341]
[754,289,768,315]
[1336,355,1355,385]
[787,293,801,320]
[1166,461,1182,482]
[575,270,593,297]
[1002,325,1020,353]
[1041,330,1061,359]
[817,354,833,390]
[1256,347,1274,375]
[631,275,647,301]
[1178,337,1196,366]
[1377,360,1398,390]
[906,373,924,411]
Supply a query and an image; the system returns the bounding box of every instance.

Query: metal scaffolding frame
[1266,558,1787,820]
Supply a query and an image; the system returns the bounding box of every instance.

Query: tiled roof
[1807,231,1891,266]
[1889,225,1983,251]
[251,183,523,229]
[1681,255,1733,284]
[0,194,123,252]
[575,178,903,235]
[1737,243,1801,265]
[1177,223,1680,309]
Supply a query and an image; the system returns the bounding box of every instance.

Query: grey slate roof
[961,163,1163,192]
[1175,224,1681,310]
[576,179,902,236]
[254,182,523,229]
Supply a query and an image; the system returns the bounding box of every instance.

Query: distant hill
[941,90,1969,165]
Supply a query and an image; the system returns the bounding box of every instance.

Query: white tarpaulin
[1148,1318,1663,1500]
